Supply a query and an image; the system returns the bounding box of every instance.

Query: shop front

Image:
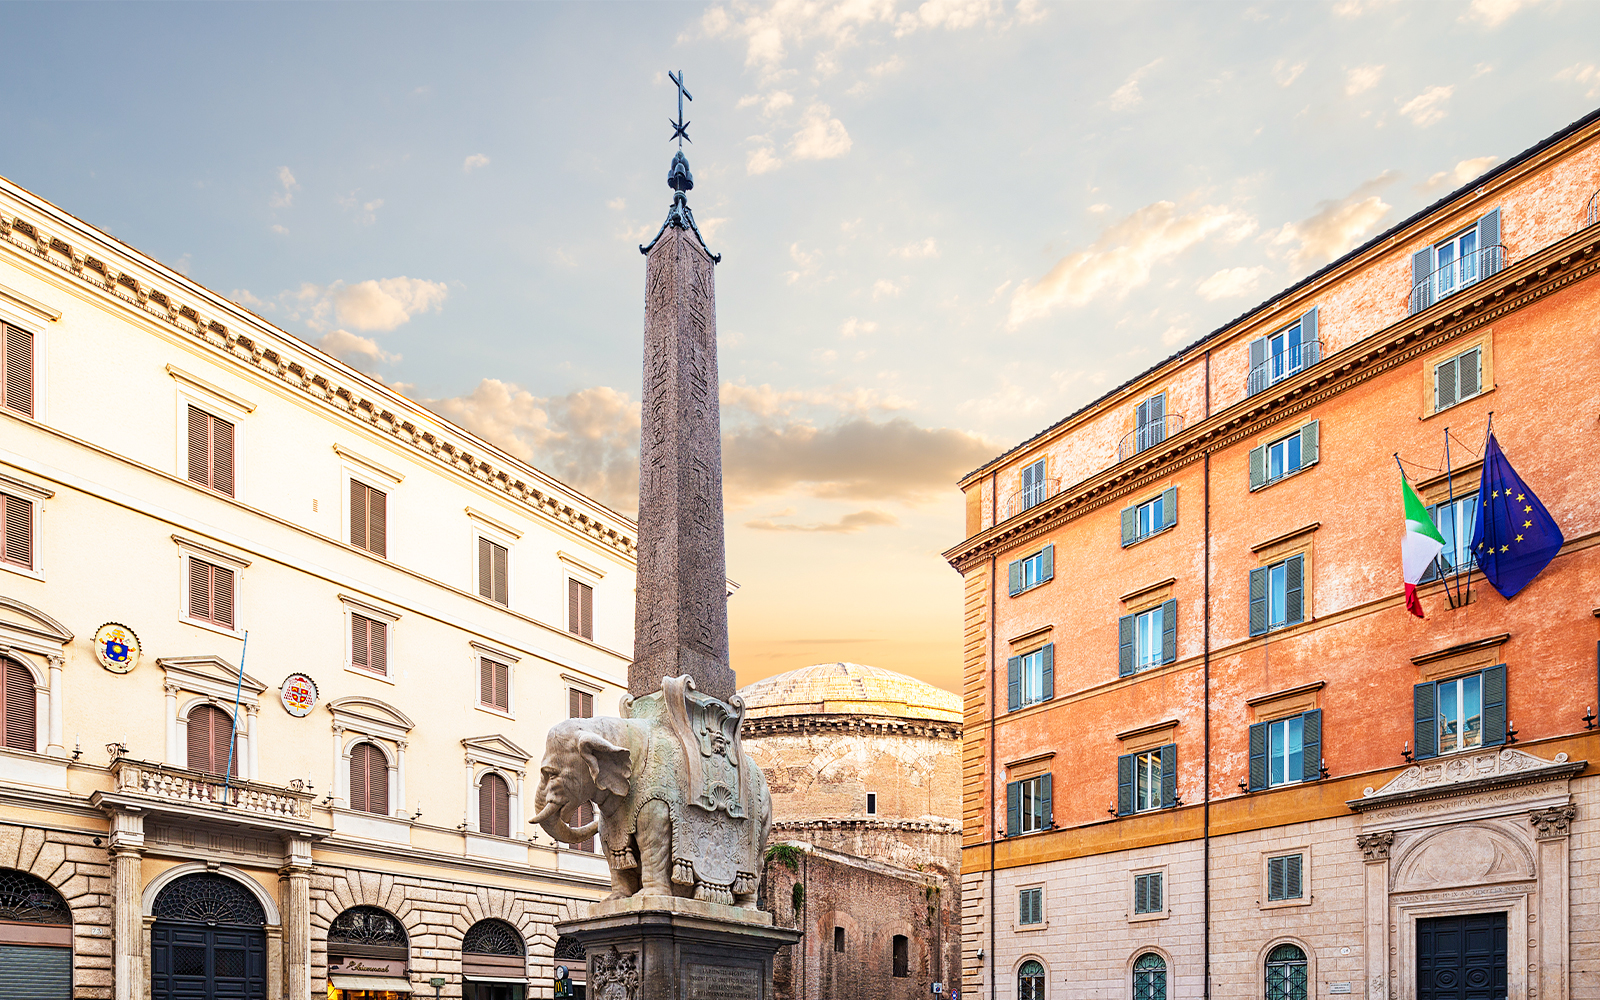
[462,919,527,1000]
[327,906,412,1000]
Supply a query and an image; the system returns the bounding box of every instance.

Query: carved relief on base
[592,946,641,1000]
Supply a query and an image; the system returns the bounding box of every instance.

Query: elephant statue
[531,675,771,908]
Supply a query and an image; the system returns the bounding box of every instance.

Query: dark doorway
[149,873,268,1000]
[1417,912,1507,1000]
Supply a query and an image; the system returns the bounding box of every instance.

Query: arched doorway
[553,935,585,1000]
[462,919,524,1000]
[326,906,410,999]
[150,872,267,1000]
[0,869,72,999]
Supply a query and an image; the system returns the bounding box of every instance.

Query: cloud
[791,103,852,160]
[1196,265,1269,301]
[723,417,992,502]
[231,289,265,308]
[747,145,783,175]
[1345,64,1384,96]
[1399,85,1454,127]
[895,0,1003,36]
[1268,173,1395,269]
[1462,0,1539,27]
[318,330,400,368]
[1332,0,1397,15]
[872,279,901,300]
[1109,58,1162,112]
[1274,60,1306,88]
[1556,63,1600,99]
[607,197,626,211]
[891,237,939,259]
[738,90,796,116]
[745,509,898,533]
[1418,156,1499,194]
[462,154,490,173]
[720,381,914,419]
[270,166,298,209]
[839,317,879,338]
[1007,201,1256,327]
[332,277,449,332]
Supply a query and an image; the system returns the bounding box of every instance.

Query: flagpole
[222,631,248,805]
[1442,426,1461,610]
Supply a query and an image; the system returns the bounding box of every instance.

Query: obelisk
[631,142,736,703]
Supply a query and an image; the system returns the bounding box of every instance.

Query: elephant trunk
[531,775,600,842]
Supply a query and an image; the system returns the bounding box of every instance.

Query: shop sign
[328,956,406,976]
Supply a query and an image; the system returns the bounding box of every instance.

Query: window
[1248,554,1304,636]
[892,935,908,978]
[1266,854,1304,902]
[1247,308,1320,396]
[1434,346,1483,413]
[1421,492,1478,581]
[572,802,596,853]
[1133,872,1163,914]
[1007,544,1055,596]
[2,493,33,571]
[1248,421,1319,491]
[479,772,511,837]
[1,322,34,417]
[1019,960,1045,1000]
[866,792,877,815]
[1,657,37,752]
[1019,458,1048,511]
[185,405,235,497]
[1133,953,1167,1000]
[478,537,509,605]
[1120,488,1177,547]
[1006,644,1054,711]
[1118,599,1176,676]
[349,741,390,814]
[185,703,237,777]
[1117,744,1176,815]
[569,688,594,719]
[1248,710,1322,790]
[568,579,594,640]
[1019,887,1043,925]
[1265,944,1308,1000]
[833,927,845,953]
[1005,773,1052,836]
[349,479,387,557]
[187,557,236,631]
[351,613,388,676]
[480,658,511,713]
[1413,666,1505,760]
[1134,393,1166,453]
[1410,209,1502,313]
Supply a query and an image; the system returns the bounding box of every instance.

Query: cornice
[0,194,637,561]
[946,226,1600,572]
[742,713,962,740]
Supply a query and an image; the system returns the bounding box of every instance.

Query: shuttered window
[1433,346,1483,412]
[1267,854,1304,901]
[574,802,595,853]
[478,772,511,837]
[478,538,509,605]
[1411,209,1503,314]
[186,703,237,777]
[1005,644,1054,711]
[1,322,34,417]
[1018,887,1043,925]
[187,557,236,630]
[1,658,37,753]
[1133,871,1163,914]
[351,614,388,675]
[349,741,389,814]
[185,405,235,496]
[1248,710,1323,791]
[1121,487,1178,547]
[1248,554,1304,637]
[1117,743,1177,816]
[1118,599,1178,677]
[1413,665,1505,760]
[568,579,594,640]
[1134,393,1166,453]
[569,688,594,719]
[349,480,387,558]
[1248,420,1319,491]
[1,494,32,570]
[480,658,510,713]
[1247,308,1320,397]
[1004,773,1051,836]
[1007,544,1054,597]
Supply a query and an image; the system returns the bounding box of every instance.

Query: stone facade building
[740,662,962,1000]
[946,110,1600,1000]
[0,173,635,1000]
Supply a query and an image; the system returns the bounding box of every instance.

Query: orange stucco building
[946,109,1600,1000]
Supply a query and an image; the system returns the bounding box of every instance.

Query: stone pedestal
[557,897,801,1000]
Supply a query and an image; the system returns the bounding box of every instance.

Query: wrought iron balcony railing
[1409,244,1505,315]
[1116,414,1186,463]
[1588,189,1599,229]
[110,758,314,820]
[1246,340,1324,397]
[1000,477,1062,521]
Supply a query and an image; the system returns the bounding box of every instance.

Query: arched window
[1133,953,1167,1000]
[327,906,407,980]
[186,704,236,777]
[479,773,511,838]
[1018,960,1045,1000]
[1,657,36,753]
[0,869,71,998]
[462,919,524,984]
[151,872,267,926]
[349,742,389,814]
[1266,944,1308,1000]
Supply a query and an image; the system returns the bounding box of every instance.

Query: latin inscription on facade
[686,963,760,1000]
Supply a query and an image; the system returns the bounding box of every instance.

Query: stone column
[246,705,260,780]
[511,770,524,839]
[464,758,477,832]
[1356,831,1394,1000]
[395,739,408,819]
[109,807,146,1000]
[280,835,315,1000]
[1530,805,1575,1000]
[330,724,345,807]
[46,654,64,756]
[165,682,181,763]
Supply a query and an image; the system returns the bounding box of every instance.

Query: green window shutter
[1248,567,1268,636]
[1159,743,1178,809]
[1412,247,1435,312]
[1267,856,1286,900]
[1006,781,1021,837]
[1118,614,1135,676]
[1436,356,1459,411]
[1160,598,1178,664]
[1459,347,1482,399]
[1249,445,1266,491]
[1300,307,1320,366]
[1006,656,1022,712]
[1039,772,1053,828]
[1040,544,1054,584]
[1134,874,1148,913]
[1117,753,1135,816]
[1477,207,1502,277]
[1121,505,1137,547]
[1284,554,1305,625]
[1300,709,1323,782]
[1040,644,1055,701]
[1481,664,1507,747]
[1299,420,1319,468]
[1248,721,1269,791]
[1008,559,1024,597]
[1248,337,1268,395]
[1284,853,1303,898]
[1160,486,1177,530]
[1148,872,1163,911]
[1413,681,1438,760]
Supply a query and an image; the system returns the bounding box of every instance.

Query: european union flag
[1471,432,1564,599]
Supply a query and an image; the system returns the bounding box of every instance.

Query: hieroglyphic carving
[1528,804,1576,839]
[592,946,640,1000]
[1356,831,1395,861]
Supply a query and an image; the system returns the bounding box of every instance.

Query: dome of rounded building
[737,662,961,722]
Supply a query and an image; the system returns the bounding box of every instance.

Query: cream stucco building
[0,174,633,1000]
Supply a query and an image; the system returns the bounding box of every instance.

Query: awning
[330,976,414,993]
[463,976,532,985]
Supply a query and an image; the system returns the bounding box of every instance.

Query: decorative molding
[469,640,521,664]
[1411,633,1511,666]
[1007,625,1053,651]
[556,550,604,578]
[1350,748,1586,811]
[166,364,257,413]
[741,713,961,740]
[171,534,251,568]
[1356,831,1394,862]
[1245,680,1326,708]
[1528,804,1577,840]
[333,444,405,484]
[0,280,60,322]
[338,594,401,623]
[1116,718,1180,744]
[1250,522,1321,554]
[466,507,523,540]
[0,473,54,501]
[1416,459,1485,506]
[1119,577,1177,606]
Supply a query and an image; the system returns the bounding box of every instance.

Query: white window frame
[1017,884,1046,928]
[1133,749,1163,813]
[1267,559,1290,629]
[0,304,49,423]
[1265,319,1307,387]
[1017,774,1049,834]
[1134,605,1163,670]
[564,570,599,642]
[470,641,521,721]
[1437,672,1484,755]
[1267,715,1304,788]
[329,696,414,820]
[1130,865,1169,923]
[1018,648,1048,706]
[1135,494,1164,540]
[462,735,532,842]
[1020,458,1048,510]
[1423,492,1478,581]
[341,595,400,684]
[1263,850,1309,907]
[175,536,248,638]
[174,388,249,502]
[0,474,51,581]
[1433,225,1482,297]
[160,655,265,781]
[1265,432,1303,484]
[472,527,515,607]
[341,468,392,557]
[1018,549,1047,591]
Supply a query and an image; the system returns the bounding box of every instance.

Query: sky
[4,0,1598,695]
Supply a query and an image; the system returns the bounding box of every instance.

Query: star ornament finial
[668,69,694,147]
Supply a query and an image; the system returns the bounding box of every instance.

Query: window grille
[1018,960,1045,1000]
[328,906,408,948]
[1133,953,1167,1000]
[0,869,71,925]
[462,919,523,956]
[554,935,586,962]
[1266,944,1309,1000]
[151,873,266,926]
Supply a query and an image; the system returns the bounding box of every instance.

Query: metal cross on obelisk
[631,72,734,702]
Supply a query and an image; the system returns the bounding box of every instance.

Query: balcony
[107,758,315,821]
[1409,243,1505,315]
[1116,414,1186,464]
[1588,189,1599,229]
[1000,477,1062,521]
[1246,340,1323,397]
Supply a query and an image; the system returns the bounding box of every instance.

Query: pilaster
[280,834,315,1000]
[1529,805,1575,1000]
[108,808,146,1000]
[1357,831,1393,1000]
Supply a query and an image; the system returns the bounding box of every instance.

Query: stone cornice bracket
[1356,830,1394,862]
[1528,804,1577,840]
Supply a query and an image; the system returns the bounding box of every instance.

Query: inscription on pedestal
[687,963,760,1000]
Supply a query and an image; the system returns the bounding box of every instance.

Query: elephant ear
[577,731,632,797]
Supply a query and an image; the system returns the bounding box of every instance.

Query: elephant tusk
[567,816,601,839]
[528,801,560,825]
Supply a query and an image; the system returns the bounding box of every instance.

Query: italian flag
[1401,474,1446,618]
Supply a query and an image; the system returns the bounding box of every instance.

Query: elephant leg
[606,861,640,901]
[635,799,673,896]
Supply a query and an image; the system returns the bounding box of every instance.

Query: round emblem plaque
[93,623,141,673]
[280,673,318,717]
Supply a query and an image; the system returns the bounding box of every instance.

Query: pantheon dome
[739,661,962,722]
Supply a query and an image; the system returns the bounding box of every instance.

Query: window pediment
[329,696,415,736]
[462,735,533,771]
[0,597,73,653]
[159,656,266,704]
